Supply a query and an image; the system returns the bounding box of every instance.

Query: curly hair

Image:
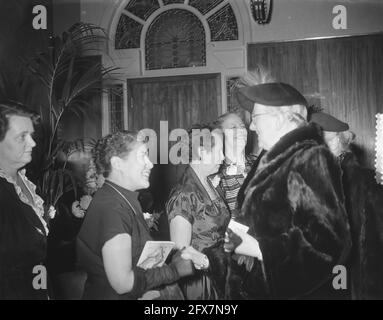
[0,100,39,141]
[93,131,144,177]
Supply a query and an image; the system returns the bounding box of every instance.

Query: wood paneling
[127,74,222,229]
[248,34,383,168]
[127,73,221,132]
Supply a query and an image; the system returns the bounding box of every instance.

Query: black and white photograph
[1,0,383,305]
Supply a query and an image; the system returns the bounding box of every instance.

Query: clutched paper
[227,219,249,234]
[137,241,175,270]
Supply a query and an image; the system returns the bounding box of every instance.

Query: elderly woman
[76,131,193,300]
[213,112,257,217]
[0,101,48,300]
[310,112,355,160]
[311,111,383,299]
[166,124,230,300]
[222,83,352,299]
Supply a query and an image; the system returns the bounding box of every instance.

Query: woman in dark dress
[76,131,193,300]
[166,125,231,299]
[0,101,48,300]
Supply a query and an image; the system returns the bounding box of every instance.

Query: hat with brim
[235,82,308,113]
[310,112,349,132]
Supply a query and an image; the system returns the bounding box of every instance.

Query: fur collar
[265,122,324,162]
[241,123,325,208]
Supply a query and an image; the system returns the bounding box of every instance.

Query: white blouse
[0,168,48,235]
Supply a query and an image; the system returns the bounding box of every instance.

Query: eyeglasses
[251,112,269,119]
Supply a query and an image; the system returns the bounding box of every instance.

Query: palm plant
[17,22,118,221]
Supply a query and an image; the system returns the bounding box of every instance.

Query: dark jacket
[341,152,383,299]
[0,177,48,300]
[229,123,352,299]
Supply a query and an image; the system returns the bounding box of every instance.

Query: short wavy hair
[93,131,145,177]
[0,100,39,141]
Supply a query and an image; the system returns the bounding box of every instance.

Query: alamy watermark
[137,121,245,165]
[31,264,348,292]
[332,265,347,290]
[32,265,47,290]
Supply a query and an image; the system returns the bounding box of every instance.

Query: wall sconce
[375,113,383,184]
[250,0,272,24]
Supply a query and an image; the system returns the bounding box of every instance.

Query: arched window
[114,0,239,69]
[115,15,142,49]
[208,4,238,41]
[145,9,206,70]
[189,0,225,15]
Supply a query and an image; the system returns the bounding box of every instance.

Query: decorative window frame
[107,0,244,76]
[143,8,207,70]
[101,80,128,136]
[97,0,247,133]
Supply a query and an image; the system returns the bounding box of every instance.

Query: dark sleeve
[166,191,195,225]
[98,204,134,251]
[0,184,37,259]
[258,147,352,299]
[237,149,266,209]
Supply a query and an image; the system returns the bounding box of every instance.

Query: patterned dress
[213,155,257,218]
[166,166,230,299]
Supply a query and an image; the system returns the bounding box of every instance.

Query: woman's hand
[138,290,161,300]
[225,228,263,261]
[224,228,243,252]
[170,250,195,277]
[181,246,210,270]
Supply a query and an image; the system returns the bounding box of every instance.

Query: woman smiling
[77,131,193,300]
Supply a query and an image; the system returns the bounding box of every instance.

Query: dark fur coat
[205,123,352,299]
[341,152,383,299]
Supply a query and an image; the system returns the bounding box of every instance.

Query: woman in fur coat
[311,112,383,300]
[221,83,352,299]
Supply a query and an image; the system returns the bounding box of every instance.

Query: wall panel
[248,34,383,167]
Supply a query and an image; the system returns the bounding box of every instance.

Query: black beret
[310,112,349,132]
[235,82,308,112]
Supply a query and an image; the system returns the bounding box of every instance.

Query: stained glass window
[208,4,238,41]
[145,9,206,70]
[189,0,224,15]
[108,85,124,133]
[125,0,159,21]
[115,14,143,49]
[163,0,184,4]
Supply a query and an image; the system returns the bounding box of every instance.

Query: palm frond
[11,22,119,218]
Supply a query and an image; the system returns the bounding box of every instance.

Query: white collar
[0,168,48,235]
